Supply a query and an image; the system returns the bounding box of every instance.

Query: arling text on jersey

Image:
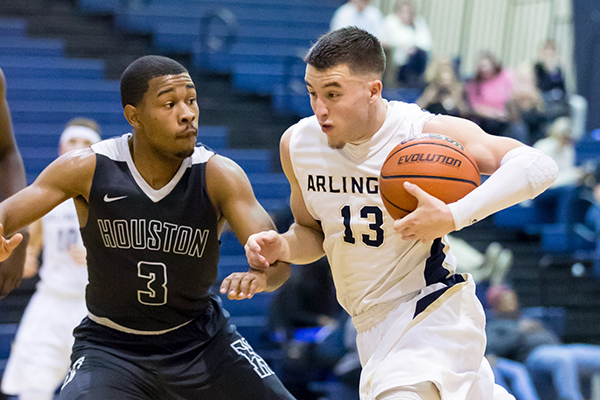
[307,175,379,194]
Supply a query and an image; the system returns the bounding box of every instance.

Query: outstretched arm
[0,147,95,295]
[206,154,292,299]
[0,67,29,295]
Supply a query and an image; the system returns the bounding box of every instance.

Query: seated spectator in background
[446,236,513,287]
[583,168,600,278]
[269,207,349,400]
[416,55,468,117]
[267,258,346,400]
[1,118,101,400]
[535,39,588,139]
[383,0,432,88]
[534,39,570,121]
[487,355,541,400]
[532,117,583,225]
[464,51,514,137]
[486,285,600,400]
[505,64,548,145]
[330,0,385,40]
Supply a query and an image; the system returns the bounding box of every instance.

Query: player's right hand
[0,224,25,296]
[244,230,282,271]
[0,224,22,263]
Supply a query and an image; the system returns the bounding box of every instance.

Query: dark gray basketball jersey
[81,134,220,332]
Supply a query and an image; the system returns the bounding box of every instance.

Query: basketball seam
[380,174,479,187]
[381,191,412,214]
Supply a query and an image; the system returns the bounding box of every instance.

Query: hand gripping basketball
[380,134,480,219]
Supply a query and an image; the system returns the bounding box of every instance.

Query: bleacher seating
[77,0,336,117]
[0,15,291,371]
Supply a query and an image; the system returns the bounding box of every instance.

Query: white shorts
[356,275,514,400]
[1,287,87,395]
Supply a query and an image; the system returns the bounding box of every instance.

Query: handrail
[197,7,239,54]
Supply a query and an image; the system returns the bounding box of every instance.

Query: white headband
[59,125,101,145]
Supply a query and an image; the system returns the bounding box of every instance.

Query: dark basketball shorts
[59,300,295,400]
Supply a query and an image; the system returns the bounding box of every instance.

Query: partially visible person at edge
[0,55,295,400]
[244,27,558,400]
[1,118,101,400]
[0,66,28,297]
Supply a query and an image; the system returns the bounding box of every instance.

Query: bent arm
[423,115,558,230]
[0,148,95,237]
[206,154,291,289]
[278,126,325,264]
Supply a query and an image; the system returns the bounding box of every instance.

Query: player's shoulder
[90,133,129,161]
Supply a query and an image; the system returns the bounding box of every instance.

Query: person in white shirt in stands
[1,118,101,400]
[330,0,385,41]
[383,0,432,88]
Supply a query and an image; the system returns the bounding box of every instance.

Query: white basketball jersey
[289,100,457,317]
[38,199,88,297]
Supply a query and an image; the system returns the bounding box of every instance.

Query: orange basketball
[379,133,481,219]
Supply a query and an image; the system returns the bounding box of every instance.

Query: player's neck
[349,99,388,145]
[128,137,184,190]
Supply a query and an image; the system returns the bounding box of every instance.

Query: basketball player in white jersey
[239,27,559,399]
[1,119,101,400]
[0,67,28,297]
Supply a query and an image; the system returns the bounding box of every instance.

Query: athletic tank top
[81,134,220,332]
[289,100,457,317]
[38,199,88,297]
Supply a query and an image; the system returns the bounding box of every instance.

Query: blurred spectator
[505,63,548,145]
[582,169,600,278]
[487,355,541,400]
[534,39,570,121]
[534,39,588,139]
[416,56,467,117]
[464,51,514,137]
[1,118,101,400]
[330,0,385,40]
[383,0,432,88]
[267,258,346,400]
[532,117,583,225]
[447,236,513,287]
[269,207,351,399]
[486,285,600,400]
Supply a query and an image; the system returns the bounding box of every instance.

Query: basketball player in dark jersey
[0,56,295,400]
[0,67,28,297]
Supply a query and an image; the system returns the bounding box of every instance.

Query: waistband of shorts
[87,312,192,335]
[352,290,421,334]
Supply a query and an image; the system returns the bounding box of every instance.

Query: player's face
[305,64,376,149]
[136,73,199,159]
[59,136,94,155]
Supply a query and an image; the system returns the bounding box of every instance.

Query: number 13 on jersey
[341,204,385,247]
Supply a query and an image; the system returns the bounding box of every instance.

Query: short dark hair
[120,55,188,108]
[304,27,386,76]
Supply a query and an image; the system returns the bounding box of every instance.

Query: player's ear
[368,79,383,102]
[124,104,141,128]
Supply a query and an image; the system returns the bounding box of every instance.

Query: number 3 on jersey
[341,205,384,247]
[138,261,168,305]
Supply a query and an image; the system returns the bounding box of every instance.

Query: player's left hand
[68,245,87,265]
[393,181,456,241]
[220,269,267,300]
